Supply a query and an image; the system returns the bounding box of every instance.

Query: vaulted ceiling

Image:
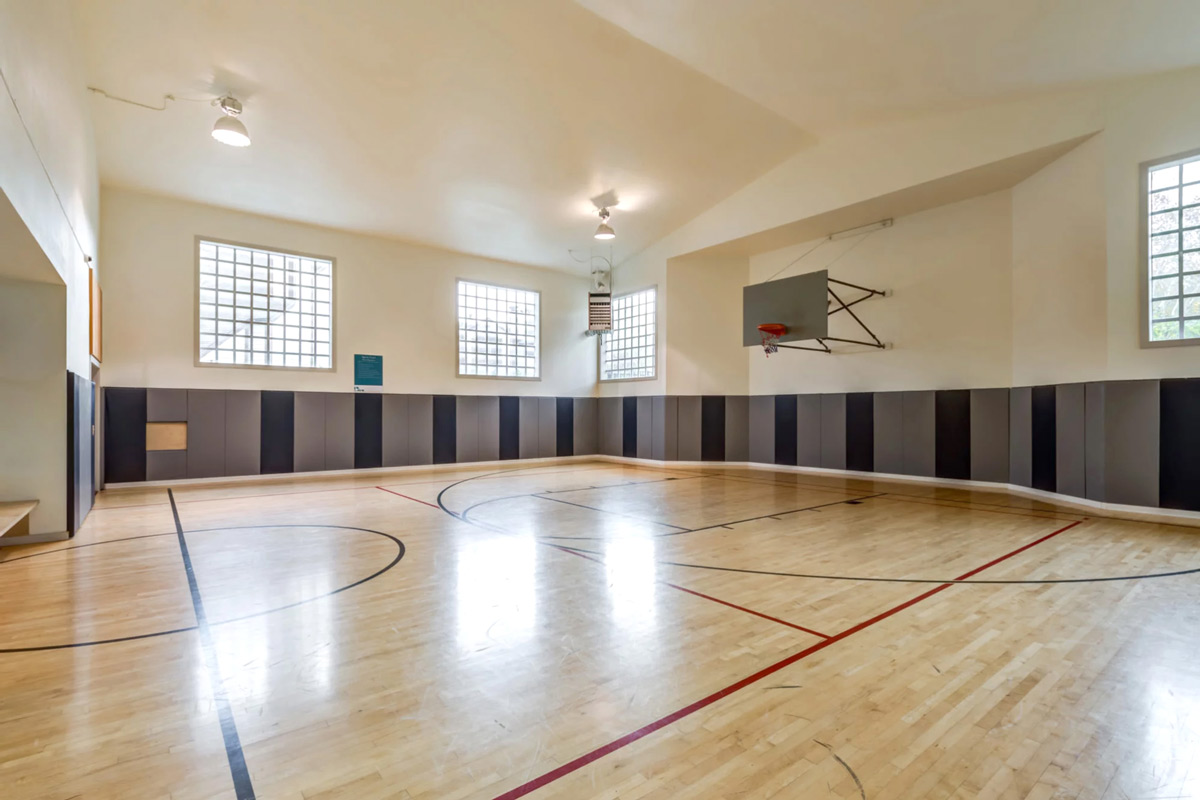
[74,0,1200,271]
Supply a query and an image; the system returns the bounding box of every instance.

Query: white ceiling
[73,0,804,271]
[576,0,1200,131]
[75,0,1200,271]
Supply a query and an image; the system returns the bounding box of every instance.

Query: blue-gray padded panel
[224,390,261,476]
[748,395,774,464]
[820,393,847,470]
[147,388,188,422]
[408,395,433,466]
[901,391,935,477]
[969,388,1009,484]
[382,394,409,467]
[186,389,226,478]
[676,396,701,461]
[324,392,355,471]
[1009,387,1032,487]
[1105,380,1160,508]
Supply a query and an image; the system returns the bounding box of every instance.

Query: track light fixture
[212,96,251,147]
[593,207,615,240]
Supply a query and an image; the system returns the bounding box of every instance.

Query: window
[1145,153,1200,344]
[601,287,656,380]
[197,239,334,369]
[457,280,540,378]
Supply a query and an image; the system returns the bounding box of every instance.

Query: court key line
[168,490,257,800]
[488,518,1084,800]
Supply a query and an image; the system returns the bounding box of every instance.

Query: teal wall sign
[354,354,383,393]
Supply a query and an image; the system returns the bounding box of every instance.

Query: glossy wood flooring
[3,460,1200,799]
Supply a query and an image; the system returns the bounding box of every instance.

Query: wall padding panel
[820,394,847,470]
[1055,384,1086,499]
[187,389,226,479]
[1105,380,1159,508]
[147,450,187,482]
[774,395,798,466]
[573,398,597,456]
[658,396,678,461]
[873,392,904,475]
[324,393,355,471]
[354,393,383,469]
[676,396,701,461]
[599,397,623,457]
[1085,383,1106,502]
[105,388,147,482]
[935,389,971,481]
[748,395,773,464]
[260,391,295,474]
[519,397,540,459]
[538,397,556,459]
[797,394,822,468]
[293,392,326,473]
[1159,378,1199,511]
[901,391,934,477]
[499,396,520,460]
[432,396,456,464]
[146,388,188,422]
[382,394,409,467]
[556,398,574,457]
[455,395,480,464]
[408,395,433,466]
[701,396,726,462]
[845,393,874,472]
[622,397,638,458]
[478,396,500,462]
[724,396,749,463]
[1008,387,1032,488]
[225,390,261,476]
[636,397,653,459]
[1031,385,1057,493]
[969,388,1009,484]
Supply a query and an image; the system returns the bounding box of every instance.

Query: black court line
[0,525,405,654]
[169,490,257,800]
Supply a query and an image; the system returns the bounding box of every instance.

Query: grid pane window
[601,288,656,380]
[1147,157,1200,342]
[197,240,333,368]
[457,280,540,378]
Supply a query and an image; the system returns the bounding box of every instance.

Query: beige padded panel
[146,422,188,451]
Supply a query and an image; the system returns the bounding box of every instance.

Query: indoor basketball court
[4,2,1200,799]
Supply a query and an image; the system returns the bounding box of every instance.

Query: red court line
[546,545,830,638]
[492,519,1084,800]
[376,486,440,509]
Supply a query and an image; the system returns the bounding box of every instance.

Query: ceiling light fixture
[212,96,251,147]
[594,207,615,240]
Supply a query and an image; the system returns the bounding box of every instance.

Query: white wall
[748,191,1014,394]
[0,1,98,533]
[100,188,596,396]
[665,254,749,395]
[1011,134,1108,386]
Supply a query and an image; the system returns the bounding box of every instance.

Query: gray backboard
[742,269,829,345]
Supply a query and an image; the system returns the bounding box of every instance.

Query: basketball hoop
[757,323,787,356]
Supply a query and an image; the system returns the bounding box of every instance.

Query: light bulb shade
[594,223,615,240]
[212,115,251,147]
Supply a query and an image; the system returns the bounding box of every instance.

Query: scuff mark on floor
[815,739,866,800]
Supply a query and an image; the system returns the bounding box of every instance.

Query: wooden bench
[0,500,38,539]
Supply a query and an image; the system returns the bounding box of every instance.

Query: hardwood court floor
[3,461,1200,799]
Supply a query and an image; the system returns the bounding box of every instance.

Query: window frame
[455,277,542,381]
[598,285,658,382]
[1140,149,1200,349]
[194,235,337,372]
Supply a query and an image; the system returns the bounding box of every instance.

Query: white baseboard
[595,455,1200,528]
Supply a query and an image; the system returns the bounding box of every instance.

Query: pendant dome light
[593,207,615,240]
[212,96,251,147]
